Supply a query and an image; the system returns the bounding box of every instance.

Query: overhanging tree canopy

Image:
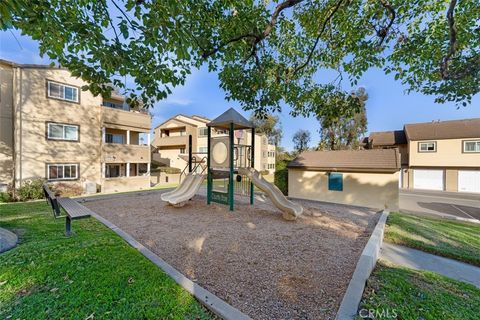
[1,0,478,115]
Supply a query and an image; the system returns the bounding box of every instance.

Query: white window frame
[418,141,436,152]
[47,80,79,102]
[463,140,480,153]
[47,164,78,181]
[198,147,208,153]
[199,127,209,137]
[47,123,79,141]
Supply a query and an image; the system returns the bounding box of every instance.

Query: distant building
[366,118,480,193]
[0,59,152,194]
[151,114,276,174]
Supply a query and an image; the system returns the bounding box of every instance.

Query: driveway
[400,189,480,221]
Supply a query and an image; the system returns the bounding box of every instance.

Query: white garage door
[458,171,480,193]
[413,169,444,191]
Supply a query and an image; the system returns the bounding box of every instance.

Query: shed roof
[207,108,254,129]
[404,118,480,140]
[288,149,400,172]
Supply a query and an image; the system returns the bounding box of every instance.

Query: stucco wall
[13,68,103,186]
[288,169,399,210]
[409,139,480,167]
[102,176,150,193]
[150,172,180,186]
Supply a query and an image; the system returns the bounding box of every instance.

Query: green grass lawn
[0,201,213,319]
[359,261,480,320]
[384,212,480,266]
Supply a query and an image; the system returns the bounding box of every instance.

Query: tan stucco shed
[287,149,401,210]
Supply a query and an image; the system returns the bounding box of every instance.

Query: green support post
[229,123,234,211]
[250,127,255,205]
[207,126,212,204]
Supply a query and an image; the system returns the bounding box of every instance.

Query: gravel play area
[83,191,381,319]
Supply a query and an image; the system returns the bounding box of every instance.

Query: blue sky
[1,29,479,151]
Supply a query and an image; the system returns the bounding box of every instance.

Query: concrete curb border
[336,210,390,320]
[90,212,251,320]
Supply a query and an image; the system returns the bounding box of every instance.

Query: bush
[0,191,13,203]
[157,167,181,174]
[260,170,270,176]
[16,179,45,202]
[51,182,84,197]
[274,159,289,195]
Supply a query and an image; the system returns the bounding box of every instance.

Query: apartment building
[151,114,276,174]
[0,59,152,194]
[366,118,480,193]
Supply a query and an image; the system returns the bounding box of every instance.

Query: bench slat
[57,198,93,219]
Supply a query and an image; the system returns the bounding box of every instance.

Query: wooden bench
[43,183,93,236]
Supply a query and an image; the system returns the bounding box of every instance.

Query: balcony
[102,106,151,131]
[102,144,150,163]
[155,135,188,148]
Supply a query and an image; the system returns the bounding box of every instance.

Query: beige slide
[238,167,303,220]
[161,173,205,207]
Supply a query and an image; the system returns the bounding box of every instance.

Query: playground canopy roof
[207,108,255,130]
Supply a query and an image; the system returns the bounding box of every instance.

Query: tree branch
[378,0,396,46]
[202,0,304,59]
[111,0,140,32]
[440,0,458,79]
[202,33,260,58]
[292,0,346,75]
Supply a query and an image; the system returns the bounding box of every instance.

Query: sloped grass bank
[359,262,480,320]
[0,201,212,319]
[384,212,480,266]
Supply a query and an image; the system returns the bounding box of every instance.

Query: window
[105,133,125,144]
[138,163,148,175]
[103,101,127,111]
[199,127,209,136]
[105,164,126,178]
[180,148,186,154]
[47,164,78,180]
[47,123,79,141]
[418,141,436,152]
[328,173,343,191]
[47,81,79,102]
[463,140,480,153]
[199,147,208,153]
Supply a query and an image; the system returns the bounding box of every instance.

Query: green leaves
[3,0,478,114]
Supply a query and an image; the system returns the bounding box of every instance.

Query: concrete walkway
[380,242,480,288]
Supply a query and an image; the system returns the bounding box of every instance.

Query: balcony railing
[102,106,151,131]
[154,135,188,147]
[102,144,150,163]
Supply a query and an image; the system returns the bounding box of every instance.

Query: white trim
[47,163,79,180]
[418,141,436,152]
[463,140,480,153]
[47,80,79,102]
[47,123,79,141]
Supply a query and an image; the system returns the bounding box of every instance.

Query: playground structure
[161,108,303,220]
